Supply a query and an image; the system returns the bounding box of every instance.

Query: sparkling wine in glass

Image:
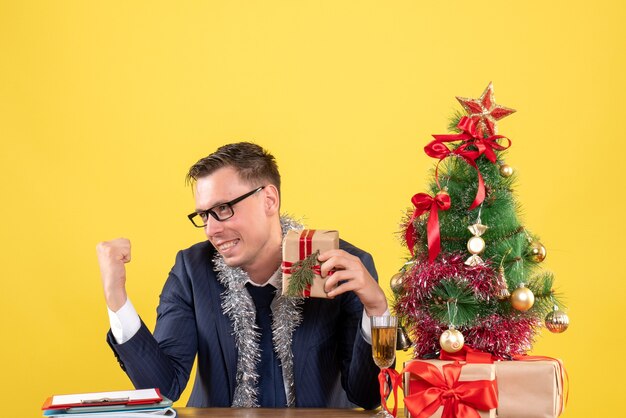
[371,315,398,417]
[372,323,397,369]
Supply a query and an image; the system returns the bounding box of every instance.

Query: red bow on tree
[405,191,451,263]
[402,361,498,418]
[425,116,511,210]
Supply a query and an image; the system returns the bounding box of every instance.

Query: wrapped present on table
[281,229,338,298]
[437,347,567,418]
[402,359,498,418]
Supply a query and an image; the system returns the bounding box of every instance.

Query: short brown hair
[186,142,281,195]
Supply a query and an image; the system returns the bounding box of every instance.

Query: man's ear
[263,184,280,214]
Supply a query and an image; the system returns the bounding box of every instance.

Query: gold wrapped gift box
[403,358,565,418]
[281,229,338,298]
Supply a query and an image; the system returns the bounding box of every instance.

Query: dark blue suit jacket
[107,240,381,409]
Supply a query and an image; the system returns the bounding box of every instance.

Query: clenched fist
[96,238,131,312]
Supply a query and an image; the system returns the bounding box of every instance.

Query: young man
[97,142,387,408]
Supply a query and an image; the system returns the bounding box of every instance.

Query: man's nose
[204,215,225,236]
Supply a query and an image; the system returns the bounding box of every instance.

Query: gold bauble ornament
[511,284,535,311]
[439,326,465,353]
[499,164,514,177]
[390,272,404,294]
[545,306,570,333]
[529,241,547,262]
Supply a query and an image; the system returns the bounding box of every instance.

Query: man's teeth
[218,240,238,251]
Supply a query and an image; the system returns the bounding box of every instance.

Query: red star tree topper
[456,82,516,135]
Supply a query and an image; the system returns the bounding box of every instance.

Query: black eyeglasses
[187,186,265,228]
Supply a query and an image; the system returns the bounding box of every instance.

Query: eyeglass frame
[187,186,265,228]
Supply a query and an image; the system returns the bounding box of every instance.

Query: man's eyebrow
[196,199,228,212]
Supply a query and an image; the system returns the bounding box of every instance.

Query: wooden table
[175,408,401,417]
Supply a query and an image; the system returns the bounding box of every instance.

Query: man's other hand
[318,249,388,316]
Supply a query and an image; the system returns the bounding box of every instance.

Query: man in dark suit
[96,142,387,408]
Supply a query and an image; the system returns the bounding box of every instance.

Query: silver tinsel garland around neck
[213,215,304,407]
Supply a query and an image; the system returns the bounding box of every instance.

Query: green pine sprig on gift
[285,250,320,298]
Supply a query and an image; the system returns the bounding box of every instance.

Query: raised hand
[96,238,132,311]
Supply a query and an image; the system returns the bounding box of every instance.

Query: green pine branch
[285,250,320,298]
[447,111,465,133]
[428,279,491,327]
[528,272,564,316]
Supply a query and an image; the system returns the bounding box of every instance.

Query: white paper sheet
[51,389,160,407]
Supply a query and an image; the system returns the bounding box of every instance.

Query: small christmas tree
[393,83,569,359]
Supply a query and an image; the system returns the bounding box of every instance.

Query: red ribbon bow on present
[405,191,451,262]
[402,361,498,418]
[425,116,511,210]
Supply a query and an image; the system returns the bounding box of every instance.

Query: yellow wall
[1,1,623,416]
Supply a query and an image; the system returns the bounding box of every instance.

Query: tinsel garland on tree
[392,83,568,359]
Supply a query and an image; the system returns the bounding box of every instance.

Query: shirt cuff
[107,298,141,344]
[361,308,391,345]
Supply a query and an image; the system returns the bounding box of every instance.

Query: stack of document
[42,388,176,417]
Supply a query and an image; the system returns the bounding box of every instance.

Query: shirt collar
[245,268,281,289]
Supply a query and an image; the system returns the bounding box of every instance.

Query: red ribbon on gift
[402,360,498,418]
[425,116,511,210]
[436,347,568,416]
[439,345,496,364]
[281,230,315,296]
[379,368,402,417]
[281,230,334,297]
[405,192,451,263]
[281,262,323,275]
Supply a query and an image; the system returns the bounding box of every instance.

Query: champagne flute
[371,315,398,417]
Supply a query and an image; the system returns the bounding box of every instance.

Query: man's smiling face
[194,166,279,274]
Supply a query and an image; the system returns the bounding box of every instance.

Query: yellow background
[1,1,623,416]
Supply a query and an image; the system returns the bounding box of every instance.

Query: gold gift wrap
[403,360,497,418]
[495,359,565,418]
[402,357,566,418]
[281,229,338,298]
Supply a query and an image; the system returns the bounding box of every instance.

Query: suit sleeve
[338,245,385,410]
[106,250,198,402]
